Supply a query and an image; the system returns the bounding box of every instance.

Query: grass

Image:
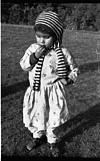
[1,23,100,158]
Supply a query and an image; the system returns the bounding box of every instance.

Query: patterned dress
[20,43,78,143]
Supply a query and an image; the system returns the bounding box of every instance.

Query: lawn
[1,24,100,158]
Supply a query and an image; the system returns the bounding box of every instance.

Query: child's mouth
[37,43,46,47]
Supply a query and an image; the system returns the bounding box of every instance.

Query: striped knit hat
[35,11,64,43]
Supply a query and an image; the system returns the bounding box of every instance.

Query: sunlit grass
[1,24,100,157]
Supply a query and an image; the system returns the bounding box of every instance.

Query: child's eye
[36,34,50,39]
[36,34,41,38]
[43,35,50,39]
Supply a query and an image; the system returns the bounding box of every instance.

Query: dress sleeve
[20,44,38,71]
[62,48,79,83]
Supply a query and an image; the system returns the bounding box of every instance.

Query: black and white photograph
[1,2,100,159]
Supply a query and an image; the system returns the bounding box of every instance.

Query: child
[20,11,78,154]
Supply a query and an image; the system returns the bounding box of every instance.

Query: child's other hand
[35,44,46,58]
[61,78,74,85]
[60,79,67,85]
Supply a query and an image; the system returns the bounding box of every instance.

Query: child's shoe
[49,143,60,157]
[26,135,47,151]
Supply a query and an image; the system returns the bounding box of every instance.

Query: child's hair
[34,24,57,42]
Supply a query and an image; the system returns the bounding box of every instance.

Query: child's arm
[20,44,38,71]
[20,44,46,72]
[62,48,79,85]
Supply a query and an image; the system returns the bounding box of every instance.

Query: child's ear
[54,41,60,48]
[57,41,60,48]
[54,41,58,49]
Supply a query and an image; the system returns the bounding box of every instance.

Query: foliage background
[1,3,100,31]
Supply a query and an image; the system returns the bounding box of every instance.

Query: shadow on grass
[1,156,47,161]
[2,103,100,158]
[56,102,100,152]
[79,61,100,74]
[1,61,100,98]
[1,80,29,97]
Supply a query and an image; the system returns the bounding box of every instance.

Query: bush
[1,3,100,31]
[8,4,23,24]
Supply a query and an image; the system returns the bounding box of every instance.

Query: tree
[57,4,67,28]
[1,3,12,23]
[28,3,53,25]
[70,3,99,31]
[23,3,30,25]
[94,3,100,31]
[28,6,36,25]
[44,3,54,12]
[57,3,75,29]
[8,4,23,24]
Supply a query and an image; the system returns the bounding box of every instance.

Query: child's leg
[45,81,69,156]
[23,86,48,150]
[23,86,47,138]
[46,81,69,144]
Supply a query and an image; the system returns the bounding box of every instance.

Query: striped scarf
[33,47,69,91]
[33,54,45,91]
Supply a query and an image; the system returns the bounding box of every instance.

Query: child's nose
[40,37,45,44]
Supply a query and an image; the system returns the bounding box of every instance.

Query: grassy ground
[1,24,100,158]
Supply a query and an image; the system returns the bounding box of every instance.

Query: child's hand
[61,78,74,85]
[60,79,67,85]
[35,44,46,58]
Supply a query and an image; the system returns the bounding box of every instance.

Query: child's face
[35,31,54,48]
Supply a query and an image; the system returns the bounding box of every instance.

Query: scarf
[33,47,69,91]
